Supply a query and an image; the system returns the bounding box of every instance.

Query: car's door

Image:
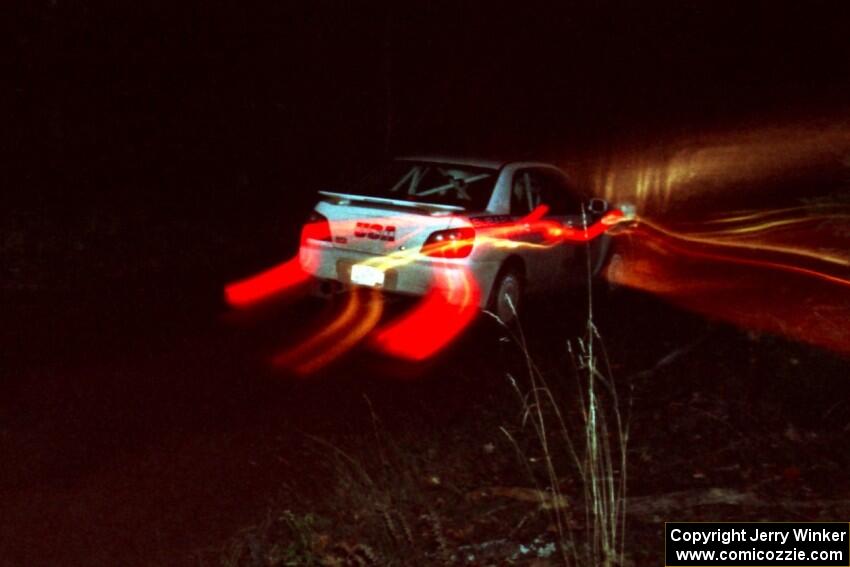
[509,168,579,292]
[537,168,614,284]
[531,168,589,290]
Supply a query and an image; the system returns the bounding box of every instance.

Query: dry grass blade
[499,212,630,566]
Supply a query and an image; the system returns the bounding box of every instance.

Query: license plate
[350,264,385,287]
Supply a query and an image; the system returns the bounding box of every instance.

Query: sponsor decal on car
[354,222,396,241]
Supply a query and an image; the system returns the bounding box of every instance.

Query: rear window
[350,162,497,210]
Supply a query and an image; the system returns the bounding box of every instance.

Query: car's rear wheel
[488,267,523,325]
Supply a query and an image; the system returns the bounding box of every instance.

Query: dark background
[4,3,850,565]
[6,1,850,301]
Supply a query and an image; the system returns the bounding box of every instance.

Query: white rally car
[299,156,621,322]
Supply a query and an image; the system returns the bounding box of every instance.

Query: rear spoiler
[318,191,465,214]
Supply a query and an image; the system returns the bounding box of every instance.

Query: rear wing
[318,191,466,214]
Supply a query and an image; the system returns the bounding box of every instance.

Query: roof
[395,155,506,170]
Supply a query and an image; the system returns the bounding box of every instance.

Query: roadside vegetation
[197,276,850,566]
[199,203,850,566]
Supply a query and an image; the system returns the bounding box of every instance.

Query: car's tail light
[301,211,332,243]
[421,227,475,258]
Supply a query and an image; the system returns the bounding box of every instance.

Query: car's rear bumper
[299,241,499,307]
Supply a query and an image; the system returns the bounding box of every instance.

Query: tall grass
[493,216,631,566]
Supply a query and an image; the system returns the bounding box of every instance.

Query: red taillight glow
[224,257,310,307]
[421,227,475,259]
[372,266,481,361]
[224,203,632,367]
[301,211,332,243]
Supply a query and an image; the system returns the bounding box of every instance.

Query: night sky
[6,1,850,295]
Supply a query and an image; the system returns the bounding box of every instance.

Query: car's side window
[513,168,585,217]
[528,169,584,216]
[510,170,533,216]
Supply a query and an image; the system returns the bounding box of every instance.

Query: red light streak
[225,206,627,371]
[224,219,336,308]
[372,266,481,361]
[224,257,310,308]
[583,119,850,355]
[273,288,385,374]
[631,223,850,289]
[607,213,850,356]
[639,217,849,269]
[522,204,550,223]
[478,208,626,246]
